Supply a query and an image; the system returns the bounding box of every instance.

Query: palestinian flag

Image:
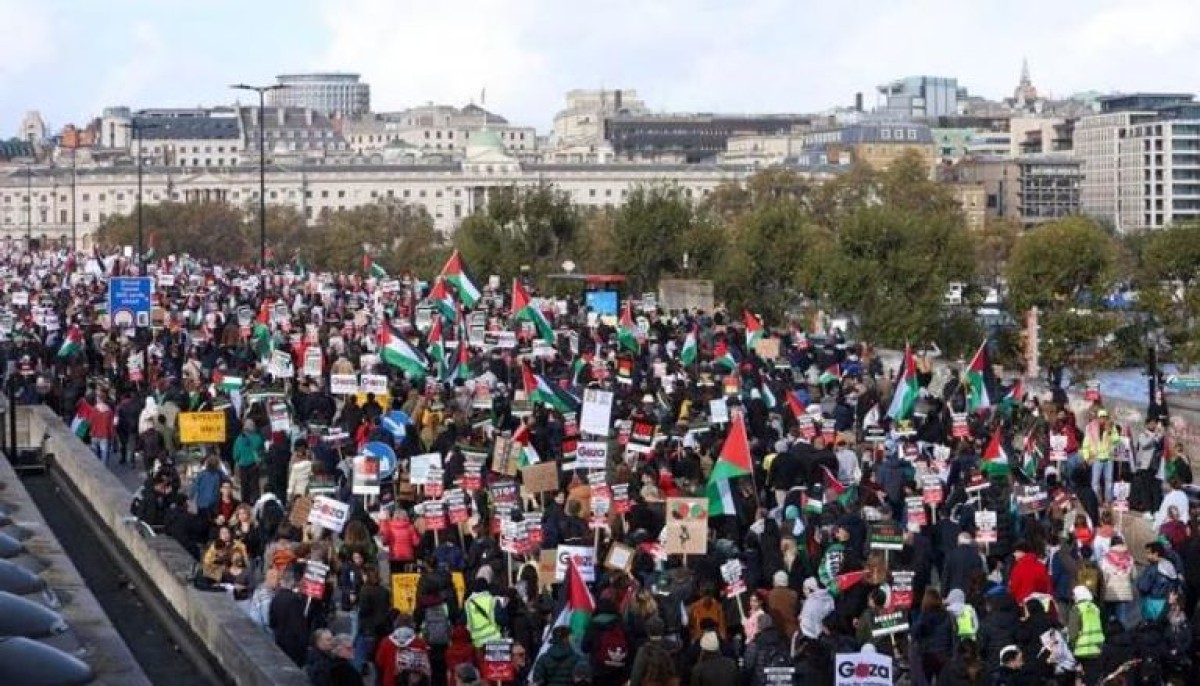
[511,279,555,343]
[521,362,578,414]
[982,430,1010,475]
[818,364,841,386]
[57,325,84,358]
[571,355,591,387]
[744,310,764,352]
[786,391,806,420]
[821,465,847,496]
[512,422,541,467]
[363,255,387,279]
[886,343,919,420]
[428,278,457,322]
[142,234,156,261]
[1001,379,1024,408]
[679,326,699,366]
[713,341,738,371]
[378,321,427,380]
[802,492,823,515]
[251,322,274,361]
[438,250,481,309]
[760,383,777,410]
[706,412,752,517]
[293,255,307,278]
[428,316,449,379]
[552,557,595,647]
[966,341,991,413]
[835,570,870,593]
[213,371,244,392]
[453,312,472,381]
[617,302,640,354]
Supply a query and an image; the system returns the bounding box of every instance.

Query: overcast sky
[3,0,1199,137]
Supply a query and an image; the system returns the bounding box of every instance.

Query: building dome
[469,129,504,152]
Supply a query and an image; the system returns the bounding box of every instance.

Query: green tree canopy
[94,201,252,264]
[453,185,583,280]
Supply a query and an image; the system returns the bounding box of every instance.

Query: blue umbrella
[381,411,411,440]
[364,441,398,479]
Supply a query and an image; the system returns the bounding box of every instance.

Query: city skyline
[3,0,1200,135]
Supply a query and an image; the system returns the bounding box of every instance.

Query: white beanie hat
[773,571,789,588]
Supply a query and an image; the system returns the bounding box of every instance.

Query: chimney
[855,92,864,113]
[277,107,286,127]
[614,89,623,111]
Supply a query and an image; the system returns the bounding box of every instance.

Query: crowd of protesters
[6,244,1200,686]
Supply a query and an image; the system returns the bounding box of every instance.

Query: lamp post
[23,163,32,248]
[120,120,153,276]
[70,146,77,254]
[230,82,289,269]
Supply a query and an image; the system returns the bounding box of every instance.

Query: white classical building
[343,104,537,160]
[0,130,751,245]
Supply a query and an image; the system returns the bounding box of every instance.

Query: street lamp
[119,119,155,276]
[23,163,32,248]
[230,82,289,269]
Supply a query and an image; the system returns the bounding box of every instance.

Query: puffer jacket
[380,517,421,563]
[1100,545,1134,602]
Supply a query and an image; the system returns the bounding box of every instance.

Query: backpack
[423,603,451,647]
[592,622,630,674]
[755,640,792,686]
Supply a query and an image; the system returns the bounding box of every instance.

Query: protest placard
[179,411,227,444]
[580,388,614,437]
[307,496,350,533]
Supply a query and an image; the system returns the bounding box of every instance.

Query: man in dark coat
[941,531,985,595]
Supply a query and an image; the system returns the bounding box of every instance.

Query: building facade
[953,154,1081,227]
[265,73,371,117]
[0,134,750,244]
[877,76,964,119]
[1116,111,1200,231]
[800,121,937,173]
[343,104,537,159]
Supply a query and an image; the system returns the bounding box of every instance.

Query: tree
[1134,221,1200,367]
[973,218,1022,287]
[306,200,446,275]
[1005,216,1119,373]
[453,185,583,280]
[608,185,711,293]
[94,201,252,264]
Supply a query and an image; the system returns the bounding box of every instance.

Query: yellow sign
[178,411,227,444]
[392,571,466,613]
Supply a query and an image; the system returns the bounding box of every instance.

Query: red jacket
[1008,553,1051,603]
[380,517,421,563]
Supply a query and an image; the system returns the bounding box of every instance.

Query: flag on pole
[428,277,457,322]
[965,341,991,412]
[378,321,427,380]
[57,325,83,358]
[786,391,806,420]
[454,308,472,381]
[982,430,1010,475]
[553,557,595,647]
[511,422,541,467]
[1001,379,1025,408]
[511,279,555,343]
[821,465,846,496]
[364,255,387,279]
[438,250,481,308]
[213,371,244,392]
[706,412,752,516]
[428,316,448,379]
[521,362,579,414]
[713,341,738,371]
[818,364,841,386]
[617,302,640,354]
[743,310,763,351]
[679,326,699,366]
[886,343,919,420]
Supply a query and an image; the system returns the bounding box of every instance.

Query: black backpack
[258,498,285,539]
[755,641,792,686]
[423,603,452,646]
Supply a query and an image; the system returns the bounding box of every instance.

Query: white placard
[709,398,730,425]
[835,651,894,686]
[580,388,614,437]
[269,350,294,379]
[576,441,609,470]
[11,292,28,307]
[360,373,388,395]
[555,545,596,582]
[302,347,323,379]
[409,453,442,485]
[307,495,350,533]
[157,274,176,288]
[330,374,359,395]
[496,331,517,349]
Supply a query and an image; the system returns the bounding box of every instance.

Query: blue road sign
[108,277,153,328]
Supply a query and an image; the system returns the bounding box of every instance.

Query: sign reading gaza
[835,651,893,686]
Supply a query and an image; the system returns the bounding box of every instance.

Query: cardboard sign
[721,559,746,598]
[580,388,614,437]
[521,462,559,496]
[420,500,447,531]
[576,441,608,470]
[360,373,388,396]
[288,495,313,529]
[446,490,470,524]
[905,496,927,527]
[869,611,909,638]
[889,570,915,611]
[604,542,635,572]
[1085,380,1101,402]
[1113,481,1131,513]
[268,401,291,433]
[179,411,227,444]
[1016,485,1047,515]
[612,483,632,514]
[391,573,421,614]
[754,337,780,360]
[835,651,895,685]
[352,455,381,495]
[481,641,516,682]
[951,412,970,439]
[975,510,998,543]
[307,495,350,533]
[555,545,596,582]
[301,347,323,380]
[330,374,359,395]
[461,455,485,492]
[664,497,708,555]
[491,435,518,476]
[1049,434,1068,462]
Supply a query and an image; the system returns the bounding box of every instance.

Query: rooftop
[131,117,240,141]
